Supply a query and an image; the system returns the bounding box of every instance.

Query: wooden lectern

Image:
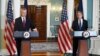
[73,31,97,56]
[14,31,39,56]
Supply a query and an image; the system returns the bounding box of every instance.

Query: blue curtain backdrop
[87,0,93,50]
[87,0,93,29]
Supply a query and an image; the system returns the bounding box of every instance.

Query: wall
[1,0,6,53]
[49,0,62,36]
[91,0,100,55]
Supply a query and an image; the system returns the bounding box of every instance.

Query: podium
[73,31,97,56]
[14,31,39,56]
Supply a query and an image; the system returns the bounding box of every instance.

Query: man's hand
[70,28,74,32]
[33,28,38,32]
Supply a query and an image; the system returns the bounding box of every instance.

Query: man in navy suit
[14,7,37,56]
[71,11,88,56]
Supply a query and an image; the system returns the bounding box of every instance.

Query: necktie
[23,18,26,28]
[79,20,81,30]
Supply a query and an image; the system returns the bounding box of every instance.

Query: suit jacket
[14,17,35,31]
[72,19,88,39]
[72,19,88,31]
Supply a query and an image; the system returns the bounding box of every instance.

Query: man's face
[21,9,27,17]
[76,11,83,19]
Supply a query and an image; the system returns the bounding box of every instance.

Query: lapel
[25,18,28,27]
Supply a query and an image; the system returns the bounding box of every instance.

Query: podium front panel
[73,31,97,38]
[14,31,39,38]
[74,31,83,37]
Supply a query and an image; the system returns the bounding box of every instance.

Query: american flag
[4,0,17,55]
[58,0,72,53]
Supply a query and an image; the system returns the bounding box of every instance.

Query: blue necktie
[79,20,81,30]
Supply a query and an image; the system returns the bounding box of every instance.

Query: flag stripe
[62,22,71,43]
[62,21,72,47]
[6,31,15,53]
[7,23,16,46]
[58,30,67,52]
[61,23,71,49]
[65,21,72,47]
[58,35,65,53]
[59,24,70,50]
[4,30,13,55]
[6,37,13,55]
[6,43,12,55]
[4,19,16,55]
[4,22,16,54]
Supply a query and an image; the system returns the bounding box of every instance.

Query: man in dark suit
[71,11,88,56]
[14,7,37,56]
